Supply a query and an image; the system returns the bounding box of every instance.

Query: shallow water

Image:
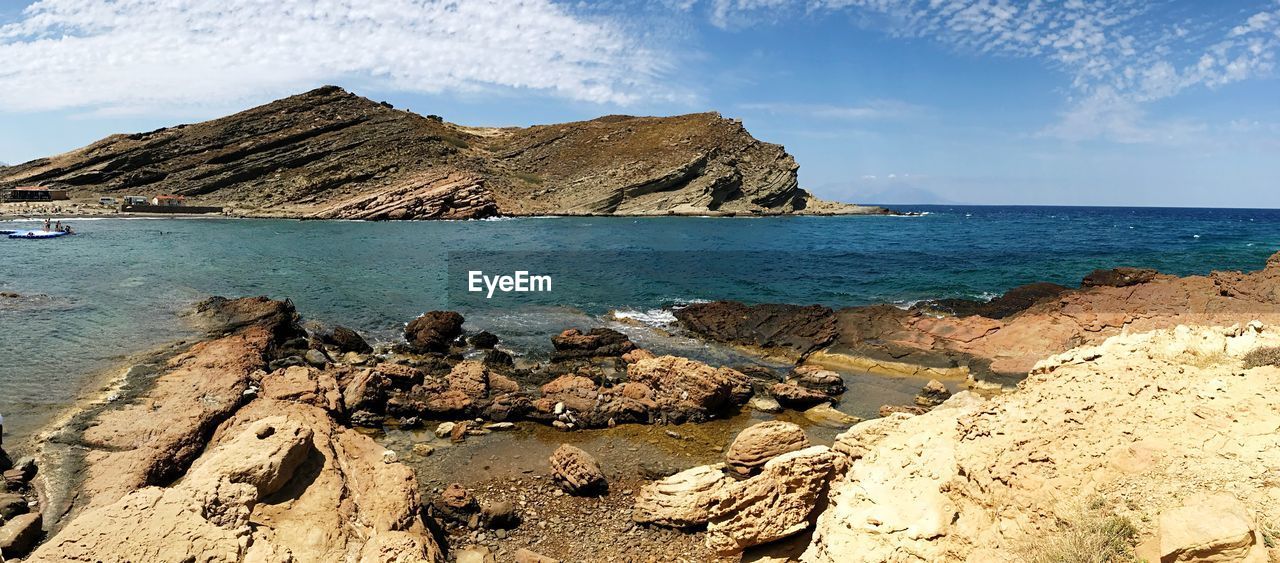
[2,206,1279,447]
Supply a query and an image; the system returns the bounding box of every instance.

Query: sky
[0,0,1278,207]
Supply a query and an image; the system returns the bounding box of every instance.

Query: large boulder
[632,464,733,528]
[705,445,840,554]
[404,311,465,353]
[548,444,607,496]
[724,421,811,476]
[550,328,636,360]
[626,356,753,423]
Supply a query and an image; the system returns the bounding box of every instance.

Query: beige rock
[455,545,496,563]
[549,444,607,496]
[261,365,343,414]
[633,464,732,528]
[30,404,441,562]
[0,512,42,558]
[802,404,861,428]
[705,445,839,554]
[725,421,811,475]
[803,325,1280,563]
[1153,493,1265,563]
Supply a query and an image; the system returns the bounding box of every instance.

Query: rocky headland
[0,86,891,220]
[6,253,1280,561]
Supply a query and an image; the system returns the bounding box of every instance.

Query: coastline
[11,252,1280,561]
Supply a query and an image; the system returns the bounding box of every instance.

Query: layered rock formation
[0,86,888,218]
[803,323,1280,562]
[680,252,1280,382]
[31,297,443,562]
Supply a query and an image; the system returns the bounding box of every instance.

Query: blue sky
[1,0,1278,207]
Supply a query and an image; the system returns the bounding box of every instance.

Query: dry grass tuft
[1022,498,1139,563]
[1243,346,1280,369]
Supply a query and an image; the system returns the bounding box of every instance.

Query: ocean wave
[610,308,677,327]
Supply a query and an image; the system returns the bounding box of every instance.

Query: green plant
[513,172,544,185]
[1243,346,1280,369]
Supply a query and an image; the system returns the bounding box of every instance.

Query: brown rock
[446,360,491,400]
[537,375,600,415]
[633,464,732,528]
[621,348,656,364]
[705,445,839,554]
[549,444,607,496]
[625,356,753,423]
[1082,267,1162,288]
[261,365,343,414]
[404,311,464,353]
[0,512,42,558]
[433,483,479,524]
[786,365,846,395]
[674,301,837,360]
[342,368,389,413]
[468,331,500,349]
[914,379,951,408]
[770,383,831,409]
[725,421,811,475]
[325,325,373,353]
[0,492,27,520]
[551,328,636,360]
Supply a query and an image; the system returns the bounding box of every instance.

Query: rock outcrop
[624,355,753,423]
[632,464,733,529]
[802,323,1280,562]
[705,445,841,555]
[796,250,1280,381]
[675,301,838,360]
[404,310,465,353]
[0,86,890,218]
[724,421,811,476]
[32,297,443,562]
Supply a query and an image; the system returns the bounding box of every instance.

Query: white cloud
[0,0,671,114]
[699,0,1280,143]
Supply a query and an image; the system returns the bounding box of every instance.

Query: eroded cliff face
[803,323,1280,563]
[0,86,877,218]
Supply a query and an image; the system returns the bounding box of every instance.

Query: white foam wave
[610,308,677,327]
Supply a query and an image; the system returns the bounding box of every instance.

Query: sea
[2,205,1279,446]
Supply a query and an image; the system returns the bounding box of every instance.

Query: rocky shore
[7,253,1280,561]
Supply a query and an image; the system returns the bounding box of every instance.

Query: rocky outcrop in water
[0,86,889,218]
[674,301,838,360]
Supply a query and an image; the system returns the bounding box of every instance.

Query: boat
[7,229,72,239]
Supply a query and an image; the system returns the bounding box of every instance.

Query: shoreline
[13,252,1280,560]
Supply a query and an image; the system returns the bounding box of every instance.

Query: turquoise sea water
[2,206,1279,445]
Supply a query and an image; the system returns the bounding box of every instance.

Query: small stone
[725,421,811,475]
[380,450,398,464]
[412,443,434,457]
[748,395,782,413]
[435,421,456,438]
[304,348,329,367]
[485,422,516,431]
[514,547,559,563]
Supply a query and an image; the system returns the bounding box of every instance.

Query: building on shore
[151,194,185,207]
[4,186,70,202]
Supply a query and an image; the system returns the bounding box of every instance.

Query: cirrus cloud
[0,0,672,114]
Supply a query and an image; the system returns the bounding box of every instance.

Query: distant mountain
[850,185,961,205]
[0,86,887,219]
